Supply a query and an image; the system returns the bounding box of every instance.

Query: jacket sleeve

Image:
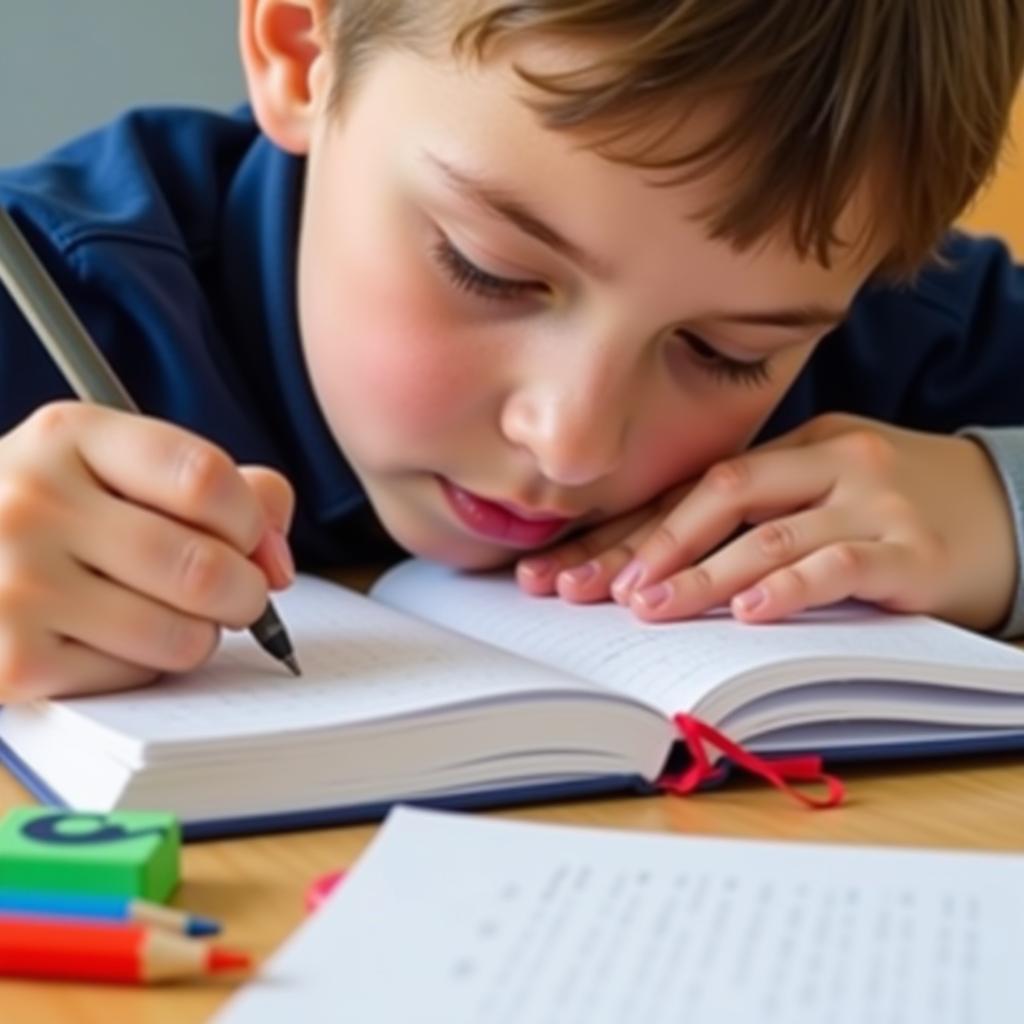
[958,427,1024,638]
[906,236,1024,638]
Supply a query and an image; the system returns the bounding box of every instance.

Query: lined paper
[372,561,1024,720]
[46,575,602,744]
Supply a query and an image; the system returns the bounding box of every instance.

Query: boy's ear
[239,0,333,154]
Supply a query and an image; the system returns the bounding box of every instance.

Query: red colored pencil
[0,914,251,983]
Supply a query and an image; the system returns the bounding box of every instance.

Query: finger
[250,530,296,591]
[629,505,864,621]
[612,447,841,600]
[730,540,915,623]
[0,632,158,702]
[33,404,268,555]
[50,639,158,697]
[52,564,221,673]
[69,491,270,628]
[568,486,697,605]
[515,506,654,596]
[554,520,663,604]
[239,466,296,590]
[519,478,700,599]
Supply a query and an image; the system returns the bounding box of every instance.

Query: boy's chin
[397,527,521,573]
[422,542,519,573]
[376,500,539,572]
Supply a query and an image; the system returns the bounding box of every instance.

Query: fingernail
[733,586,766,614]
[560,562,597,587]
[635,582,672,611]
[264,528,295,587]
[611,559,645,601]
[518,556,554,580]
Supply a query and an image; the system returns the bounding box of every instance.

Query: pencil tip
[186,914,222,937]
[207,947,253,974]
[283,654,302,677]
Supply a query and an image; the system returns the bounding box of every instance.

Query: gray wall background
[0,1,244,165]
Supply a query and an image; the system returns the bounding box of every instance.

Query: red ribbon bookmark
[661,713,845,809]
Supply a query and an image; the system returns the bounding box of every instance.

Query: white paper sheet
[217,806,1024,1024]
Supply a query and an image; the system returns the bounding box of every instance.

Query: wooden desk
[4,749,1024,1022]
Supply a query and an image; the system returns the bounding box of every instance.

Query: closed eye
[675,330,772,387]
[432,236,546,301]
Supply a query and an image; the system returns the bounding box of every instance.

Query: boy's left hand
[516,413,1017,633]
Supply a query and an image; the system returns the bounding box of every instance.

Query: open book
[2,559,1024,837]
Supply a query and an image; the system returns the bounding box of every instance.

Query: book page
[217,806,1024,1024]
[372,560,1024,720]
[35,575,619,746]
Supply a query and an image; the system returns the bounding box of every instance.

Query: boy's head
[239,0,1024,568]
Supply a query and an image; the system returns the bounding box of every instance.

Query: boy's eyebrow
[705,305,848,330]
[425,153,614,278]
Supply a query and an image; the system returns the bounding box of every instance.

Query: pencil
[0,914,251,983]
[0,889,221,936]
[0,205,300,676]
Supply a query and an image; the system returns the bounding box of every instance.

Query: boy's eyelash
[677,330,773,387]
[432,238,771,388]
[432,237,542,301]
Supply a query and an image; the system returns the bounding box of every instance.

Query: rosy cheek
[303,247,494,450]
[613,393,775,512]
[348,324,478,432]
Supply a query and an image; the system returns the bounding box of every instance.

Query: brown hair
[325,1,1024,278]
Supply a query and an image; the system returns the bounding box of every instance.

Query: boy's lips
[438,477,573,548]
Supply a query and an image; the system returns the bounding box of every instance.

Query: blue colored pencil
[0,889,220,936]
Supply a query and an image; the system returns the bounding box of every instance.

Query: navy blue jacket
[0,106,1022,573]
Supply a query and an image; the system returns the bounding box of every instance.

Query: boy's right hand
[0,402,295,702]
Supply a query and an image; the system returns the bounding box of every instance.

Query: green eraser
[0,807,180,903]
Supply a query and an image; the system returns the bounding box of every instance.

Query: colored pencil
[0,888,220,935]
[0,914,251,983]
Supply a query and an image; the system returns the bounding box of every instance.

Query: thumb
[239,466,296,590]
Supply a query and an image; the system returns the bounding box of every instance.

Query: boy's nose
[499,371,630,488]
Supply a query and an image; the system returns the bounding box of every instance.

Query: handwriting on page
[215,808,1022,1024]
[458,863,985,1023]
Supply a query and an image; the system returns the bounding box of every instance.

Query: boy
[0,0,1021,700]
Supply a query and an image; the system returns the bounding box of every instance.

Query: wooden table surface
[4,747,1024,1023]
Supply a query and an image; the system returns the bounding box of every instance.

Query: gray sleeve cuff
[958,426,1024,638]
